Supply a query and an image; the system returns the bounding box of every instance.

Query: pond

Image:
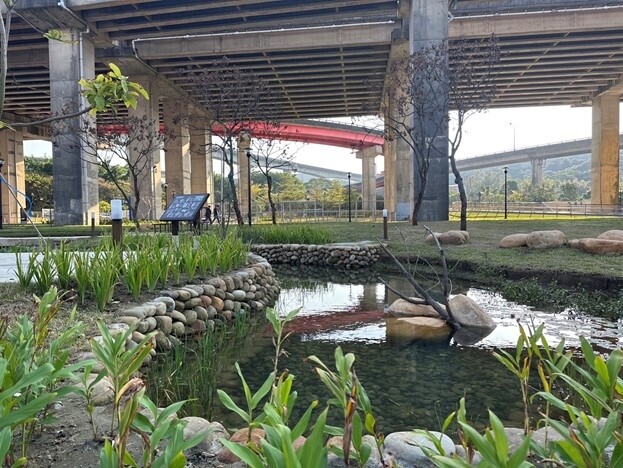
[147,266,623,434]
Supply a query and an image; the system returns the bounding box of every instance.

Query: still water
[152,267,623,433]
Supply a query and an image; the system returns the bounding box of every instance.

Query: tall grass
[239,224,333,245]
[13,232,250,309]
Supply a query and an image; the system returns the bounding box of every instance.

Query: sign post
[160,193,210,236]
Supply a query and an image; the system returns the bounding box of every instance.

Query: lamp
[111,199,123,245]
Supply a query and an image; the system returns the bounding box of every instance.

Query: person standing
[204,205,212,224]
[213,204,221,224]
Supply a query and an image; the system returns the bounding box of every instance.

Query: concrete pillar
[128,75,161,220]
[356,145,382,212]
[190,120,214,203]
[361,283,379,309]
[0,130,25,224]
[591,94,620,205]
[163,99,190,206]
[49,29,98,225]
[409,0,450,222]
[237,133,251,219]
[531,158,544,186]
[383,118,396,219]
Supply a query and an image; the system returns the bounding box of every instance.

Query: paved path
[0,236,92,283]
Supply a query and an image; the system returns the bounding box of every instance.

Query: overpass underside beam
[591,94,620,206]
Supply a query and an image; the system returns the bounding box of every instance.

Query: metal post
[383,208,388,241]
[0,158,4,229]
[347,172,352,223]
[246,150,252,226]
[504,166,508,219]
[111,199,123,246]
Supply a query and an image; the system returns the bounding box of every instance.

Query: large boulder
[597,230,623,241]
[526,230,566,249]
[578,238,623,254]
[385,317,452,344]
[387,299,440,318]
[448,294,496,329]
[499,233,529,248]
[383,431,456,468]
[426,230,469,245]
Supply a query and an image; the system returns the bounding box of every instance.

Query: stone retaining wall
[104,253,280,360]
[251,242,381,269]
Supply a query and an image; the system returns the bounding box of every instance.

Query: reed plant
[239,224,333,245]
[31,246,56,295]
[52,241,74,291]
[218,232,249,273]
[72,251,92,305]
[14,251,37,289]
[122,251,145,300]
[178,234,200,280]
[90,250,120,312]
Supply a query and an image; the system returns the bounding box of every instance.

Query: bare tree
[52,115,169,227]
[448,37,500,230]
[248,122,304,224]
[378,37,499,228]
[181,58,279,226]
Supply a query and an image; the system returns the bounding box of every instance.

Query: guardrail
[450,202,623,218]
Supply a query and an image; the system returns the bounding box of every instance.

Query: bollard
[90,211,96,237]
[111,199,123,246]
[383,208,388,241]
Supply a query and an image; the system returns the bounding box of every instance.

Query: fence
[451,202,623,219]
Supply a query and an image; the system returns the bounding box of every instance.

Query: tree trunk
[266,175,277,224]
[225,140,244,226]
[450,156,468,231]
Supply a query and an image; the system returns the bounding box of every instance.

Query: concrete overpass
[0,1,622,223]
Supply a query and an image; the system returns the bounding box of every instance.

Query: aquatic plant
[239,224,333,245]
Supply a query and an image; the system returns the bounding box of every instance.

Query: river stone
[174,300,185,312]
[200,295,212,307]
[107,322,130,337]
[448,294,496,329]
[245,291,255,301]
[220,310,233,321]
[169,311,187,324]
[143,317,157,332]
[145,301,167,316]
[154,316,173,335]
[245,268,257,279]
[203,284,216,296]
[117,316,140,327]
[502,427,525,453]
[385,317,452,343]
[207,278,226,290]
[218,428,266,464]
[177,289,191,301]
[123,307,148,320]
[131,331,146,343]
[87,374,114,407]
[171,321,186,337]
[194,306,208,321]
[185,297,203,309]
[125,339,138,351]
[169,335,181,347]
[499,233,529,248]
[578,238,623,254]
[223,299,235,311]
[183,419,228,456]
[186,285,204,295]
[383,431,455,467]
[526,230,566,249]
[597,230,623,241]
[153,296,176,313]
[206,305,217,319]
[154,331,172,351]
[182,310,198,325]
[452,326,495,345]
[327,435,380,467]
[190,320,206,334]
[387,299,441,318]
[215,288,227,300]
[232,289,247,301]
[212,297,224,312]
[160,290,179,300]
[135,320,150,334]
[224,292,235,301]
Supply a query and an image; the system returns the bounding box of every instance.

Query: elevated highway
[1,0,622,223]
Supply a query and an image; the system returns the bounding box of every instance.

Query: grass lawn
[315,217,623,280]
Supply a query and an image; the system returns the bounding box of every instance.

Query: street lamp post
[0,158,4,229]
[246,150,252,226]
[347,172,352,223]
[503,166,508,219]
[509,123,516,151]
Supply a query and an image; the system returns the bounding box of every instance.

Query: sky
[23,104,608,177]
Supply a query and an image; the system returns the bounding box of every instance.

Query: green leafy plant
[31,246,56,295]
[14,251,37,289]
[52,241,74,291]
[90,250,120,312]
